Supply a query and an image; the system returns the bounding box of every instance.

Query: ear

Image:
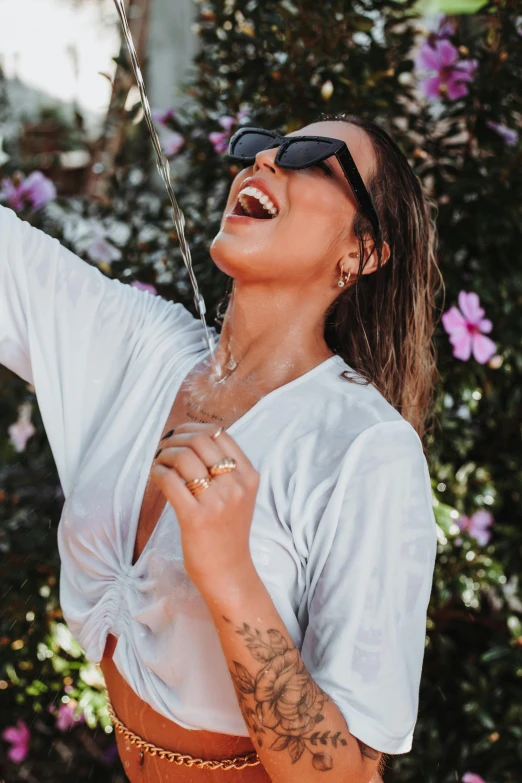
[360,239,391,276]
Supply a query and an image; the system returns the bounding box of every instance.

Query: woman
[0,113,442,782]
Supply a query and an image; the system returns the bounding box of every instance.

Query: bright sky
[0,0,119,128]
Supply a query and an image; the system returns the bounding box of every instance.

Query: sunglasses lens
[229,131,273,160]
[280,139,334,166]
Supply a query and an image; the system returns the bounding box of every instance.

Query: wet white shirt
[0,205,437,754]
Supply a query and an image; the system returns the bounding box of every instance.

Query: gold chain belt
[105,691,261,771]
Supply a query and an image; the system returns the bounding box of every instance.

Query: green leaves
[412,0,489,13]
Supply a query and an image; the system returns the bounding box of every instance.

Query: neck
[210,281,334,389]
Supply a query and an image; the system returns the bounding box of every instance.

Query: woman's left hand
[150,422,260,597]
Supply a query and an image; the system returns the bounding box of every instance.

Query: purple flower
[161,130,184,157]
[8,402,36,452]
[55,701,85,731]
[462,774,487,783]
[441,291,496,364]
[151,107,176,126]
[23,171,57,210]
[486,120,519,147]
[209,116,236,154]
[130,281,157,296]
[415,38,478,101]
[0,177,25,210]
[436,16,456,39]
[86,235,122,265]
[0,170,56,212]
[456,510,494,547]
[150,108,184,156]
[2,720,30,763]
[425,14,455,40]
[209,110,250,154]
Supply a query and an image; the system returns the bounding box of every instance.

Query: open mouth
[231,187,279,220]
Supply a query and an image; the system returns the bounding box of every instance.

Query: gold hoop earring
[337,269,352,288]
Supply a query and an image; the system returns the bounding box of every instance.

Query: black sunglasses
[227,126,381,238]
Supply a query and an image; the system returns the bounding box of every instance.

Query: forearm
[200,561,381,783]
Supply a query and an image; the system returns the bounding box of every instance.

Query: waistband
[104,690,261,771]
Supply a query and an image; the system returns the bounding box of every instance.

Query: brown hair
[320,112,444,444]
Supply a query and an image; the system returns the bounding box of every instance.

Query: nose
[252,144,282,177]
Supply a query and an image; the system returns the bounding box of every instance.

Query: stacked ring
[211,426,224,441]
[209,457,237,477]
[185,476,212,496]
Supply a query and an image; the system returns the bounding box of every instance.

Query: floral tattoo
[223,618,350,772]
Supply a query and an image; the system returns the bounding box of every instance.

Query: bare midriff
[100,634,258,758]
[99,636,272,782]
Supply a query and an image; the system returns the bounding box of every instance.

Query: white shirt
[0,204,438,754]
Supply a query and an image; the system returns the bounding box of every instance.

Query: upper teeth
[238,186,278,217]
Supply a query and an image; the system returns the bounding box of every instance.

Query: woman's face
[209,120,377,288]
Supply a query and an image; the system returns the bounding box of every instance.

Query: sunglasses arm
[336,146,380,238]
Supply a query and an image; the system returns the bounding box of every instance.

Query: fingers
[159,422,223,443]
[154,444,210,484]
[150,459,199,519]
[154,422,259,495]
[165,423,256,475]
[160,430,225,475]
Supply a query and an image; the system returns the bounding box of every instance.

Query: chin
[209,230,238,277]
[209,229,263,280]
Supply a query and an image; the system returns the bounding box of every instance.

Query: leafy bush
[1,2,521,781]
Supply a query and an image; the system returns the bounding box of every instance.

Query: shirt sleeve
[300,419,438,756]
[0,205,201,497]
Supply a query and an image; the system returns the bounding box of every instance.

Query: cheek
[284,184,350,250]
[289,176,350,229]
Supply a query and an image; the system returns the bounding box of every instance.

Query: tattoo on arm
[223,617,350,773]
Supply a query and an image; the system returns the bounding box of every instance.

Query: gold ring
[185,476,212,496]
[211,426,224,441]
[209,457,237,477]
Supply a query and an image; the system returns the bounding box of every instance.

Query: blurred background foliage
[0,0,521,781]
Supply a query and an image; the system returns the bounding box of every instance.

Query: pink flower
[86,235,122,264]
[457,510,494,547]
[55,701,84,732]
[8,402,36,452]
[130,281,157,295]
[161,130,184,157]
[486,120,519,147]
[0,170,56,212]
[151,107,176,126]
[209,116,236,154]
[441,291,496,364]
[415,38,478,101]
[462,774,487,783]
[22,171,57,210]
[435,16,455,39]
[150,109,184,156]
[0,177,25,210]
[2,719,30,763]
[209,110,250,154]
